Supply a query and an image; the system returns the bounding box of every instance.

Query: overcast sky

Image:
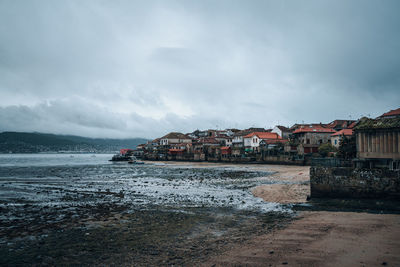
[0,0,399,138]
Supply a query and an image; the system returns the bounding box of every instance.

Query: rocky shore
[2,161,399,266]
[0,161,292,266]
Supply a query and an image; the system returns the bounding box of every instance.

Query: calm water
[0,154,287,229]
[0,153,113,167]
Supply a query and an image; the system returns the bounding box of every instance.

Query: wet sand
[204,211,400,266]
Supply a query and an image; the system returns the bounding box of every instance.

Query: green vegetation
[318,143,337,157]
[337,135,356,159]
[355,117,400,130]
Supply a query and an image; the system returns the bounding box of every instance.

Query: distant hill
[0,132,148,153]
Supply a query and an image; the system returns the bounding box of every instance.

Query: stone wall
[261,155,305,165]
[310,166,400,199]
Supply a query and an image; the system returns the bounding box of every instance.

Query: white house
[271,126,291,139]
[160,132,192,146]
[243,132,281,152]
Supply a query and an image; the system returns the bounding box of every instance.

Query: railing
[311,157,352,167]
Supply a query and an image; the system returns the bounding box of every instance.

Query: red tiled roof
[331,129,353,136]
[244,132,281,139]
[348,121,357,129]
[265,139,288,144]
[221,146,231,150]
[168,148,185,152]
[380,108,400,118]
[325,120,356,129]
[120,149,133,155]
[293,126,336,134]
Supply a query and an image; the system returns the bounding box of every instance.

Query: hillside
[0,132,148,153]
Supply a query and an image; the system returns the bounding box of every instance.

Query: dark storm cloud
[0,0,399,138]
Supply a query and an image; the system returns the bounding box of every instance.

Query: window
[306,139,310,144]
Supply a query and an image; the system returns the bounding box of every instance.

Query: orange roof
[348,121,357,129]
[168,148,185,152]
[331,129,353,136]
[221,146,231,150]
[293,126,336,134]
[380,108,400,118]
[264,139,288,144]
[244,132,281,139]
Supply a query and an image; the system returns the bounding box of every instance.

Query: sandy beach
[204,211,400,266]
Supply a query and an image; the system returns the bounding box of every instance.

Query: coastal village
[131,107,400,170]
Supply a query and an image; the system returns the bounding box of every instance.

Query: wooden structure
[356,130,400,160]
[355,112,400,169]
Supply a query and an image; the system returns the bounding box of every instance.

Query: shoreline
[145,160,311,204]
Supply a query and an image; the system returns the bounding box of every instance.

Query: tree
[337,135,356,159]
[318,143,337,157]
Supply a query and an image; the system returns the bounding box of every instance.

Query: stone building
[292,125,336,154]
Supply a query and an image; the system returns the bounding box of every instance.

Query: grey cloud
[0,0,399,138]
